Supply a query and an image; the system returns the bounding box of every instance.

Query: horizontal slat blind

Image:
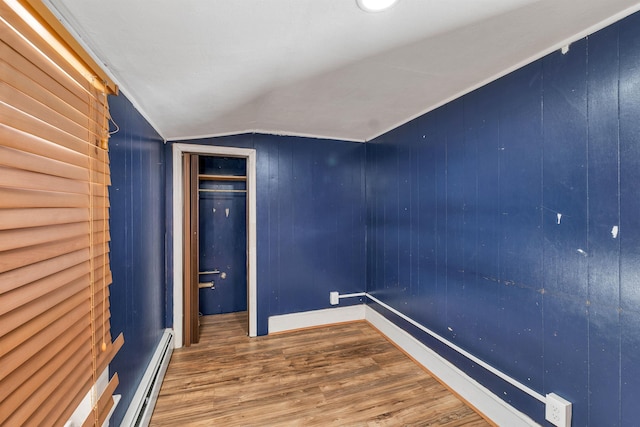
[0,1,122,426]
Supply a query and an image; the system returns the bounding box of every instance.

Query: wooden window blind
[0,1,123,426]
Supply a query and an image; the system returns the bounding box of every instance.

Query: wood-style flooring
[150,312,492,426]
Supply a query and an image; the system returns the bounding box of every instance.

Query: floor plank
[150,312,492,426]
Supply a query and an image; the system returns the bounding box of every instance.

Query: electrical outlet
[545,393,572,427]
[329,291,339,305]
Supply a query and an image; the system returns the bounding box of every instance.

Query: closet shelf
[198,189,246,193]
[199,174,246,182]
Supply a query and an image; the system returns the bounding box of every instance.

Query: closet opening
[197,156,248,316]
[172,144,257,348]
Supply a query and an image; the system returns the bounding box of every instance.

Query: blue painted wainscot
[365,11,640,426]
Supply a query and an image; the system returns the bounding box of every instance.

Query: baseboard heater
[120,329,174,427]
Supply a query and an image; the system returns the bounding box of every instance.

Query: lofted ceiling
[46,0,640,142]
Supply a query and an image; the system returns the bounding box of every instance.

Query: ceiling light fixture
[356,0,399,13]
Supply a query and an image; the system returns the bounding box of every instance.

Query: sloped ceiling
[47,0,640,142]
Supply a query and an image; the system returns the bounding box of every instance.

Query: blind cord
[102,89,108,354]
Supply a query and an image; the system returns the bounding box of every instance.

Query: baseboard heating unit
[120,329,174,427]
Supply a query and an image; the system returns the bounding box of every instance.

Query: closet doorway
[173,144,257,348]
[198,156,247,313]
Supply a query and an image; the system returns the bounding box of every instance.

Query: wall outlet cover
[545,393,572,427]
[330,291,339,305]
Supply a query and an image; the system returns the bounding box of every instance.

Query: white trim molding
[268,305,366,334]
[172,143,257,347]
[365,306,539,427]
[365,294,545,404]
[268,293,539,426]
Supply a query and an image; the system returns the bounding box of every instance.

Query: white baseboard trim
[365,306,539,427]
[268,304,366,334]
[267,303,538,426]
[121,329,174,427]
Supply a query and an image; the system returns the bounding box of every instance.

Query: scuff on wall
[611,225,619,238]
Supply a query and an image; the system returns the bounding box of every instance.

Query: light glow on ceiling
[356,0,399,13]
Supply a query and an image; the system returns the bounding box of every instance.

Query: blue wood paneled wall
[105,10,640,426]
[108,92,167,425]
[167,134,367,335]
[366,11,640,426]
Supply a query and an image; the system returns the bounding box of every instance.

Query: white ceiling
[47,0,640,142]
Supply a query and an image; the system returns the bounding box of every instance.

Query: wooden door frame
[172,143,257,348]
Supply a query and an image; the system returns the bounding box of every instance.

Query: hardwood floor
[150,312,492,426]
